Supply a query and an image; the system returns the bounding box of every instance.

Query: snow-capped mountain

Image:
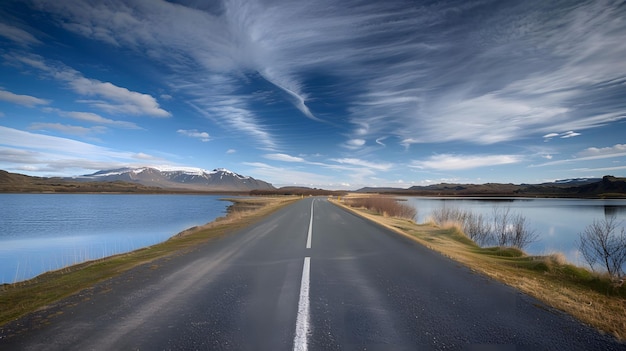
[550,177,601,185]
[74,167,275,191]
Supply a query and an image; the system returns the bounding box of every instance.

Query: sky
[0,0,625,189]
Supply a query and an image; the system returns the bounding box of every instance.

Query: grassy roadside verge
[0,196,300,326]
[331,197,626,341]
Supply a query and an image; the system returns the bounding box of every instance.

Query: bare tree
[578,216,626,278]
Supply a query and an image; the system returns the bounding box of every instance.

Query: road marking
[306,199,314,249]
[294,257,311,351]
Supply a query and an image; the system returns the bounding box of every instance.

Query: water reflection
[0,194,231,283]
[604,205,626,217]
[403,197,626,268]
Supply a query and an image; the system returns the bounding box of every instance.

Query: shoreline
[1,194,243,284]
[0,196,300,326]
[332,197,626,341]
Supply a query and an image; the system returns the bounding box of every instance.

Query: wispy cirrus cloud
[532,144,626,167]
[264,153,305,162]
[71,79,170,117]
[0,125,155,174]
[188,93,277,150]
[341,0,626,149]
[330,158,393,171]
[177,129,210,142]
[29,0,626,152]
[7,53,170,117]
[0,89,49,107]
[243,161,336,187]
[577,144,626,159]
[64,111,141,129]
[0,22,41,45]
[560,131,581,139]
[36,107,142,130]
[543,131,582,141]
[572,166,626,173]
[411,154,522,171]
[28,122,106,136]
[344,139,366,150]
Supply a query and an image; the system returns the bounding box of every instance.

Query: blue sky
[0,0,625,189]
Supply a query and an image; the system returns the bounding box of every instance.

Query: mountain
[549,177,602,185]
[0,170,162,193]
[74,167,275,192]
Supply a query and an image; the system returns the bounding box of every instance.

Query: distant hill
[356,176,626,198]
[250,186,345,196]
[0,167,275,193]
[73,167,275,192]
[0,170,162,193]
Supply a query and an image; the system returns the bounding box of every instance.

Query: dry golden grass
[0,196,300,326]
[343,195,416,220]
[333,196,626,341]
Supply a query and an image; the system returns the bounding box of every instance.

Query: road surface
[1,198,623,350]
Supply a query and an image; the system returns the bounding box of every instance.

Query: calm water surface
[0,194,232,283]
[404,197,626,266]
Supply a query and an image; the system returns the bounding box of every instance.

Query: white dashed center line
[306,199,314,249]
[293,256,311,351]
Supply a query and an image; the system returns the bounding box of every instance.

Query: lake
[0,194,233,283]
[403,197,626,268]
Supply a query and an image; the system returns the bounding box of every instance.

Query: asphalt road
[1,198,623,350]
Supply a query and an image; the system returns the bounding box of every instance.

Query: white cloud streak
[264,153,305,162]
[7,53,170,117]
[28,122,106,136]
[0,22,41,45]
[243,161,335,187]
[411,154,522,171]
[543,130,582,141]
[330,158,392,171]
[177,129,210,142]
[0,89,49,107]
[532,144,626,167]
[65,111,141,129]
[0,125,153,174]
[70,78,170,117]
[577,144,626,159]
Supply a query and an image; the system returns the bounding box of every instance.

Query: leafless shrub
[431,204,465,225]
[547,252,568,266]
[345,196,417,220]
[489,207,538,250]
[492,206,512,247]
[431,204,537,250]
[463,212,492,246]
[509,213,539,250]
[578,216,626,279]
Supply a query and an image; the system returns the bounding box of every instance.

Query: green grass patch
[477,246,525,257]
